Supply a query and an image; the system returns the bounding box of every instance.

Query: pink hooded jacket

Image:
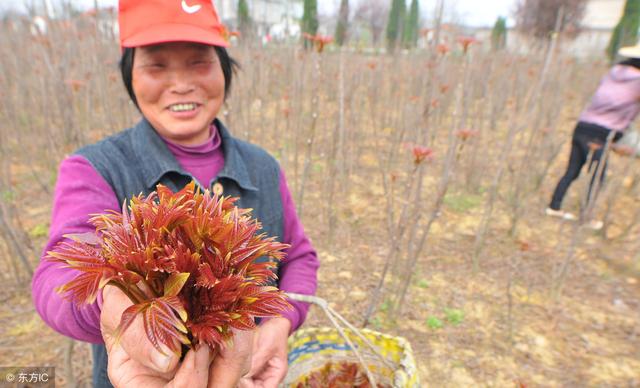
[579,64,640,132]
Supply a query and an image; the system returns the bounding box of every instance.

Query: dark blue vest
[76,118,283,387]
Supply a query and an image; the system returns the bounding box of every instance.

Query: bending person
[547,44,640,229]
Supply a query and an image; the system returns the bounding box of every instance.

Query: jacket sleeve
[276,169,320,332]
[31,155,120,343]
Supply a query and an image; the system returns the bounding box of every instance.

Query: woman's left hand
[238,317,291,388]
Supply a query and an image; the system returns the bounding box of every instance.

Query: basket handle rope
[286,292,395,386]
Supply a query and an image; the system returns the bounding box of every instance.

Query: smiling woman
[131,42,226,146]
[31,1,319,387]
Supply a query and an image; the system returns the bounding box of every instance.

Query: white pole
[43,0,55,18]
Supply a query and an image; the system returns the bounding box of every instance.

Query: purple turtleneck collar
[160,123,222,156]
[159,123,225,187]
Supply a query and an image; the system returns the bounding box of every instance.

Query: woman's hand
[207,328,254,387]
[100,285,253,388]
[239,317,291,388]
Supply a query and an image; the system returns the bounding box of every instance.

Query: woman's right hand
[100,285,253,388]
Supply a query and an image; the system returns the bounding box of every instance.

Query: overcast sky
[5,0,517,28]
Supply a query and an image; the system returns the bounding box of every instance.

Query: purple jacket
[32,124,319,343]
[580,64,640,132]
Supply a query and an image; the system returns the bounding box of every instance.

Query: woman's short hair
[620,57,640,70]
[119,46,239,109]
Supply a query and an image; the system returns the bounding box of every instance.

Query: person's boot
[585,219,603,230]
[545,207,576,221]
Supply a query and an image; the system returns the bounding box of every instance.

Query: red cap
[118,0,229,48]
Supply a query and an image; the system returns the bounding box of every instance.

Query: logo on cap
[181,0,201,14]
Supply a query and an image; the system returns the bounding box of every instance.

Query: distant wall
[471,0,624,59]
[583,0,625,30]
[213,0,302,36]
[474,28,614,60]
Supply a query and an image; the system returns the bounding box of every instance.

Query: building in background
[567,0,626,57]
[473,0,625,58]
[213,0,303,41]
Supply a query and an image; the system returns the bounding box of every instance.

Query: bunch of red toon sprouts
[48,182,291,356]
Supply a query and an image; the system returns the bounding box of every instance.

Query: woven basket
[282,294,420,388]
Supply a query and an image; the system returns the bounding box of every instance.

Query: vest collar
[215,120,259,191]
[133,118,258,192]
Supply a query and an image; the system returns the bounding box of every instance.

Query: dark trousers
[92,344,113,388]
[549,122,623,210]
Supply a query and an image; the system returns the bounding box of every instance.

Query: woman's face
[132,42,225,146]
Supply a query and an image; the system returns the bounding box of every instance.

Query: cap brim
[122,23,229,48]
[618,46,640,59]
